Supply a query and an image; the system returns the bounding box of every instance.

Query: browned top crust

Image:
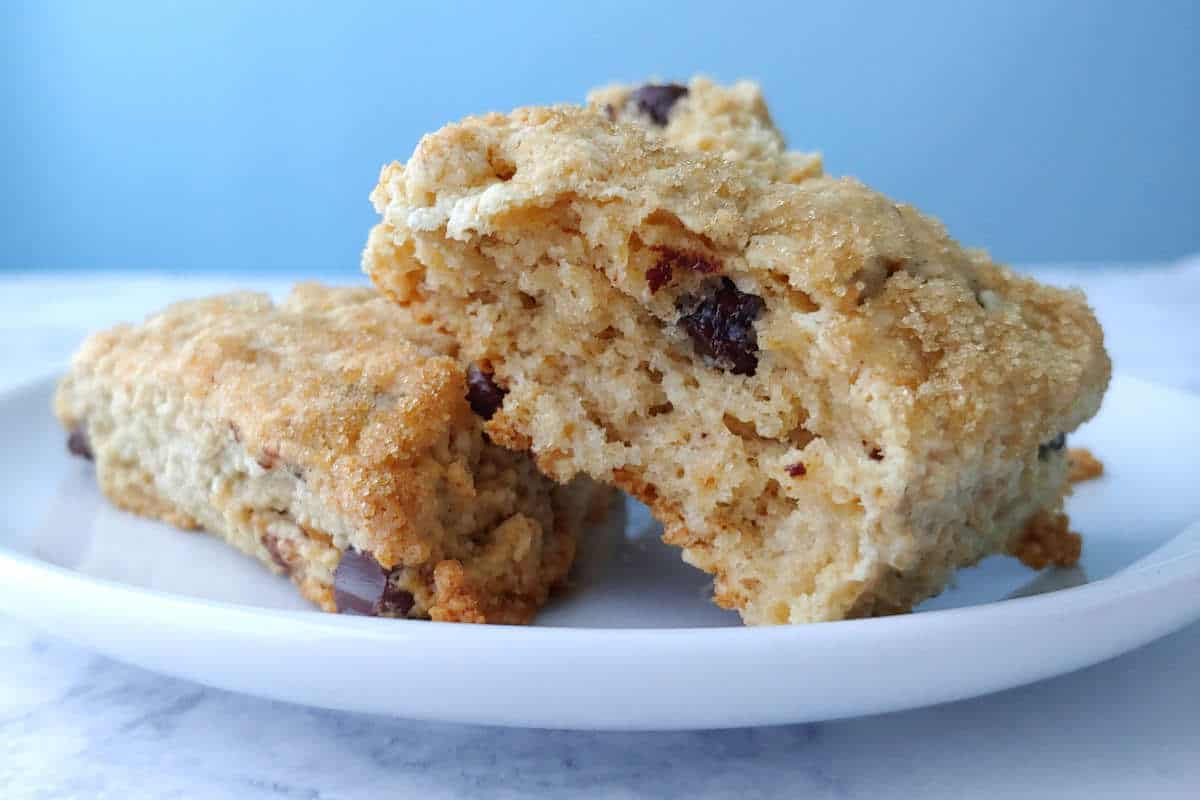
[55,284,477,567]
[587,76,823,182]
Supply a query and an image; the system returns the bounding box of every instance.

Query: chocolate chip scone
[599,76,1094,577]
[54,283,610,624]
[588,76,823,183]
[364,106,1110,625]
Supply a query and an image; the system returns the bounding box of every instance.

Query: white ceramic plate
[2,374,1199,730]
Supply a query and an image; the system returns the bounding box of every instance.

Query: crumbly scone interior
[365,107,1110,623]
[54,286,584,624]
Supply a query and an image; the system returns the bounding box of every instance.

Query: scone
[55,283,609,624]
[588,76,823,183]
[363,105,1110,624]
[599,76,1090,574]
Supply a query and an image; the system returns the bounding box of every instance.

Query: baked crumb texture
[364,97,1110,625]
[1010,510,1083,571]
[1067,447,1104,483]
[55,284,608,624]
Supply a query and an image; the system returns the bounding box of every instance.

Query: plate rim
[6,371,1200,728]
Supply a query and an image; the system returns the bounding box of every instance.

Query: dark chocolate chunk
[466,363,507,420]
[647,248,720,293]
[333,549,389,615]
[333,549,415,617]
[67,429,93,461]
[676,278,766,376]
[869,447,884,461]
[380,586,415,617]
[1038,433,1067,460]
[632,83,689,126]
[646,262,674,294]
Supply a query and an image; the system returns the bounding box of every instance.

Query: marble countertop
[3,263,1199,799]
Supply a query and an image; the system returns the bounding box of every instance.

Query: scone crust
[58,286,465,565]
[55,283,599,623]
[588,76,823,183]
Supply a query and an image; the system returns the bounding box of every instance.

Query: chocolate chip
[869,447,884,461]
[632,83,688,126]
[466,363,507,420]
[676,278,766,376]
[647,248,720,293]
[333,549,389,615]
[381,585,415,617]
[787,463,807,477]
[1038,433,1066,460]
[646,262,673,294]
[333,549,415,617]
[67,429,93,461]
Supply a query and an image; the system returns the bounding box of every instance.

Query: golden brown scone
[54,283,610,624]
[364,105,1110,624]
[588,76,823,182]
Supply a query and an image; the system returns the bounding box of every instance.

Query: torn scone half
[364,105,1110,625]
[54,283,609,624]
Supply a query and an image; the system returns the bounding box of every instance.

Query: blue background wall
[3,0,1197,273]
